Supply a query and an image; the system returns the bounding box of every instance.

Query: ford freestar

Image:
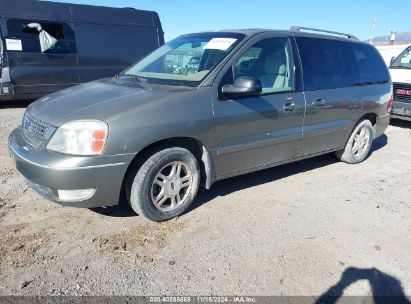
[9,27,392,221]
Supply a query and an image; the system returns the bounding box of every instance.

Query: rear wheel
[335,119,373,164]
[127,147,200,222]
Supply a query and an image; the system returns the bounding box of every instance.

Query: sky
[51,0,411,42]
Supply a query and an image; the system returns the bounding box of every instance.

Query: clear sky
[51,0,410,42]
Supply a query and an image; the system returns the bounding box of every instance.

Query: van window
[296,37,389,91]
[350,43,390,85]
[233,37,294,94]
[6,19,76,53]
[391,46,411,69]
[296,37,352,90]
[74,23,157,57]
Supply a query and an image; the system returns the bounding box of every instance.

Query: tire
[335,119,373,164]
[127,147,200,222]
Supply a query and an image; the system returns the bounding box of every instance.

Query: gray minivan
[9,27,392,221]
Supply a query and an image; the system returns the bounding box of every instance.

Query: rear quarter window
[350,43,389,85]
[296,37,389,91]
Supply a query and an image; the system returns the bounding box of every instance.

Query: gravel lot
[0,102,410,299]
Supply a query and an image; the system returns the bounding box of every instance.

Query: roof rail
[289,26,359,40]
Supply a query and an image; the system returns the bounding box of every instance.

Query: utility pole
[369,17,377,44]
[390,29,397,45]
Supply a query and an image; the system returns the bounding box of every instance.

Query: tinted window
[233,37,294,94]
[351,43,390,85]
[296,37,388,91]
[6,19,76,53]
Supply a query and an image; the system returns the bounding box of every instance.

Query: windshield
[121,33,245,87]
[391,46,411,69]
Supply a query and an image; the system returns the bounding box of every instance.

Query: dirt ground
[0,102,410,299]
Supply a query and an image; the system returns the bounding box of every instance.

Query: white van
[389,45,411,121]
[376,44,410,66]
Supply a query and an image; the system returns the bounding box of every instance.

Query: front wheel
[335,119,373,164]
[127,147,200,222]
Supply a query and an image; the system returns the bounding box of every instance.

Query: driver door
[212,36,305,177]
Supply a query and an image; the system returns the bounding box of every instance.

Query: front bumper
[391,100,411,121]
[8,128,133,208]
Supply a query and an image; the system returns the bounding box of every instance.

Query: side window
[296,37,389,91]
[233,37,294,94]
[296,37,353,91]
[350,44,389,84]
[6,19,76,53]
[396,47,411,65]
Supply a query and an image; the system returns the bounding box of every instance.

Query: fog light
[57,188,96,202]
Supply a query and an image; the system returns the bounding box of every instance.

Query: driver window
[233,37,294,94]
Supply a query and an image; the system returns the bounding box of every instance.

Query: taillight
[387,94,393,113]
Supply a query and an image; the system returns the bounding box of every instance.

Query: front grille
[393,83,411,103]
[22,113,54,147]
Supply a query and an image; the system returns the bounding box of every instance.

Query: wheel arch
[360,112,378,139]
[361,112,377,126]
[340,112,378,151]
[121,137,216,202]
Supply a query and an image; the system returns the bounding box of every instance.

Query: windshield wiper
[119,74,145,82]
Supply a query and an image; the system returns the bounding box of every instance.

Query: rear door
[5,18,79,96]
[294,37,362,157]
[213,34,305,177]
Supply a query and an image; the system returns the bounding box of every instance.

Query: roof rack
[289,26,359,40]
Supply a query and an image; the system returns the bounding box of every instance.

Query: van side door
[212,35,305,178]
[294,37,362,157]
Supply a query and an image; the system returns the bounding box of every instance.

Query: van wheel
[127,147,200,222]
[335,119,373,164]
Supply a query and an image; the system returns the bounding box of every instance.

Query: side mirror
[222,77,262,97]
[390,56,396,65]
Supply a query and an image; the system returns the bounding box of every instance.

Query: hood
[27,78,191,126]
[389,67,411,83]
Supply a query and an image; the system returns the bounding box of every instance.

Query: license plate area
[392,106,411,116]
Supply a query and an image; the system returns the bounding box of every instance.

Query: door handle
[283,100,296,112]
[312,98,326,106]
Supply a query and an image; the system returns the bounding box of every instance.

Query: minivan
[9,27,392,222]
[389,45,411,121]
[0,0,164,101]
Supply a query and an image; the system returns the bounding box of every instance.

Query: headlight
[47,120,108,156]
